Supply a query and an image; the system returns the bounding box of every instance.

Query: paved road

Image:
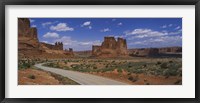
[34,63,127,85]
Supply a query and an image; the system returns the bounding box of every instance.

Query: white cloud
[50,23,74,31]
[112,19,116,21]
[42,41,48,43]
[125,29,167,38]
[81,21,91,26]
[168,30,182,35]
[129,35,182,48]
[118,22,123,26]
[168,24,173,27]
[30,19,35,23]
[81,21,92,29]
[88,26,92,29]
[54,36,101,51]
[31,24,37,27]
[161,24,175,28]
[161,25,167,28]
[175,26,181,30]
[55,36,101,46]
[42,22,52,27]
[55,36,76,46]
[100,28,111,32]
[43,32,59,38]
[78,40,101,46]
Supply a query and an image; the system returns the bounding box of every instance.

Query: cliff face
[18,18,38,39]
[18,18,74,59]
[18,18,41,57]
[92,37,128,57]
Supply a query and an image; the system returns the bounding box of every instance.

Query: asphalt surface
[34,63,127,85]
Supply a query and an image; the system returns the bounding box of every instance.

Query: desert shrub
[160,62,168,69]
[132,68,144,74]
[63,66,70,70]
[28,74,35,79]
[128,76,138,82]
[117,68,122,73]
[127,73,131,75]
[128,65,132,68]
[142,64,147,68]
[101,68,115,73]
[156,61,162,65]
[64,61,68,64]
[19,62,31,69]
[93,66,97,69]
[162,68,178,76]
[44,62,61,68]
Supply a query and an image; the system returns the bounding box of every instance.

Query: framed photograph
[1,0,199,103]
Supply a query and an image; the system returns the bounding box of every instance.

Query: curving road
[34,63,127,85]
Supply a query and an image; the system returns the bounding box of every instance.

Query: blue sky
[29,18,182,51]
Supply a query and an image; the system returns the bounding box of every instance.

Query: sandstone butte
[18,18,74,59]
[92,37,128,58]
[91,36,182,58]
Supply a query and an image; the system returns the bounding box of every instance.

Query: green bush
[156,61,162,65]
[19,62,31,69]
[117,68,122,73]
[160,62,168,69]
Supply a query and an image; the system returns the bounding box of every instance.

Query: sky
[29,18,182,51]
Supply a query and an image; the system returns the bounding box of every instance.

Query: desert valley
[18,18,182,85]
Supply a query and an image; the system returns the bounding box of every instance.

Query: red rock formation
[129,48,159,57]
[92,37,128,57]
[40,42,63,50]
[64,48,74,56]
[18,18,38,40]
[116,37,128,55]
[129,47,182,57]
[159,47,182,53]
[18,18,74,59]
[18,18,41,57]
[92,45,102,56]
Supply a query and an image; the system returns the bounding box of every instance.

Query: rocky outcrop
[18,18,74,59]
[18,18,38,39]
[129,48,159,57]
[158,47,182,53]
[40,42,63,50]
[92,37,128,57]
[18,18,41,57]
[129,47,182,57]
[64,48,74,56]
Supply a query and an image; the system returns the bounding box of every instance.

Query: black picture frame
[0,0,200,103]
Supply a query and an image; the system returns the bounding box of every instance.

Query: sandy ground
[18,69,60,85]
[91,69,182,85]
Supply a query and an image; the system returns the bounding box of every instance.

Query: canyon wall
[18,18,74,59]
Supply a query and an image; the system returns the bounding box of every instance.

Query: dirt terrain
[43,57,182,85]
[18,68,79,85]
